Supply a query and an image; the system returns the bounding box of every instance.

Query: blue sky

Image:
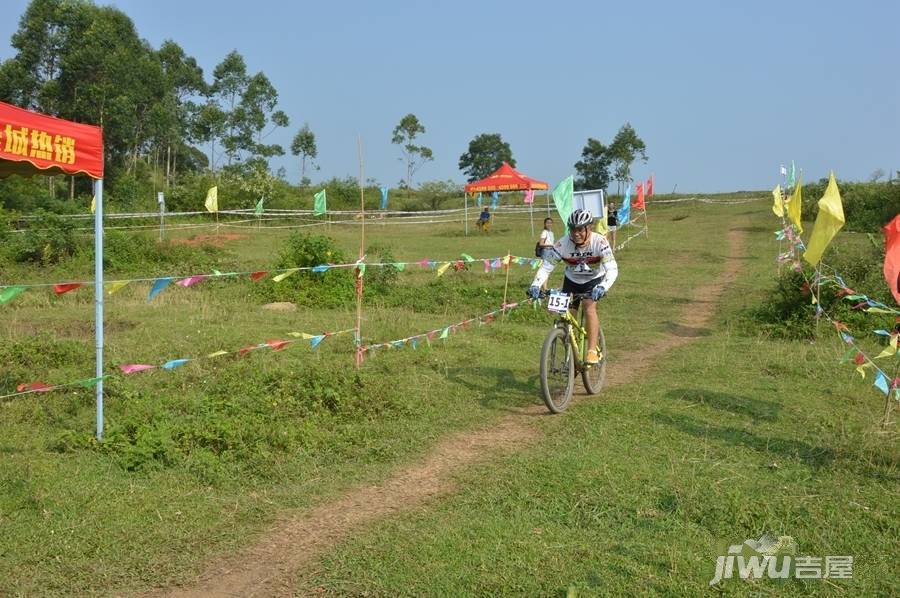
[1,0,898,192]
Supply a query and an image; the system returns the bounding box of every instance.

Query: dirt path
[154,229,746,597]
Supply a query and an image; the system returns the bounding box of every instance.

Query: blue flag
[619,185,632,225]
[380,187,388,210]
[148,277,174,302]
[476,193,483,208]
[491,191,500,208]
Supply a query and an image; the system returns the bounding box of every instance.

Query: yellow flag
[272,268,299,282]
[771,185,783,217]
[436,262,452,277]
[104,280,130,295]
[90,195,96,214]
[205,186,218,213]
[803,172,844,266]
[787,177,803,233]
[206,350,228,358]
[595,206,609,236]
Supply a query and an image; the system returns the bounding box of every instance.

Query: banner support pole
[94,178,104,440]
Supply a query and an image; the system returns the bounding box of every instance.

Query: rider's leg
[583,298,599,351]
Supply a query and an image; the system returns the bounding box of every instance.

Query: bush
[744,240,893,340]
[257,232,354,307]
[800,180,900,232]
[9,209,83,265]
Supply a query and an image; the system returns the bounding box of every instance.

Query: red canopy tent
[0,101,106,438]
[463,162,548,236]
[464,162,548,193]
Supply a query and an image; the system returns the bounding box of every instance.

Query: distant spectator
[606,202,618,247]
[477,206,491,233]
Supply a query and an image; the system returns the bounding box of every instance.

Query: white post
[94,178,104,440]
[157,191,165,241]
[464,193,468,237]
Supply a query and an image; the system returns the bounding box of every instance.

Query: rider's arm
[531,245,561,287]
[598,237,618,289]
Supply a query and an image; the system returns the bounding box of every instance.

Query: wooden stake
[502,251,511,314]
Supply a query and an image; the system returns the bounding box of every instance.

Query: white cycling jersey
[531,231,618,289]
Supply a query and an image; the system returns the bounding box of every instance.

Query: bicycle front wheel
[540,326,575,413]
[582,325,607,395]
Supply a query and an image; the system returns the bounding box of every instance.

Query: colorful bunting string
[0,254,542,305]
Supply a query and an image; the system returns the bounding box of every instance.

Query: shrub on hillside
[800,180,899,232]
[8,210,82,265]
[745,241,893,340]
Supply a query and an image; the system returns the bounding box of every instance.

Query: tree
[291,123,317,181]
[869,168,886,183]
[608,123,648,194]
[574,138,612,191]
[391,113,432,190]
[157,40,206,185]
[458,133,515,182]
[419,179,462,210]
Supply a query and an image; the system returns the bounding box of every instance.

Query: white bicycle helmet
[567,208,593,228]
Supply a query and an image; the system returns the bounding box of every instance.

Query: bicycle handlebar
[538,289,593,300]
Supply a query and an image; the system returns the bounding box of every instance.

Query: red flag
[16,381,53,393]
[250,271,268,282]
[647,175,654,197]
[633,183,645,210]
[266,339,290,351]
[53,283,82,295]
[884,215,900,305]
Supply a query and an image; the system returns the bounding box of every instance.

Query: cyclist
[526,208,618,365]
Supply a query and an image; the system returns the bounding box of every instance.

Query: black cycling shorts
[561,276,602,307]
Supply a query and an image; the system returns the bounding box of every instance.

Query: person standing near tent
[535,217,555,287]
[606,201,618,247]
[477,206,491,233]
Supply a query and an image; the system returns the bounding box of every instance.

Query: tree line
[0,0,647,210]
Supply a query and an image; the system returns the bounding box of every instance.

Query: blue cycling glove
[591,285,607,301]
[527,285,542,300]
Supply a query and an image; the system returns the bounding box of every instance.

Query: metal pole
[464,193,468,236]
[530,199,534,237]
[94,178,104,440]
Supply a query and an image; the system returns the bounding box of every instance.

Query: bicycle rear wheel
[582,325,607,395]
[540,326,575,413]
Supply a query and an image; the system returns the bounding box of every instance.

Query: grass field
[1,197,897,595]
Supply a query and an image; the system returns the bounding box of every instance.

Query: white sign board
[573,189,605,221]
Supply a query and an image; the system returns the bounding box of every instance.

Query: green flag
[254,197,264,217]
[552,175,574,232]
[0,285,26,304]
[788,160,796,188]
[314,189,327,216]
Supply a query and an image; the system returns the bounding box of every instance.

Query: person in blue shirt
[477,206,491,233]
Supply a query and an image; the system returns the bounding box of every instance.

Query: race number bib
[546,292,571,314]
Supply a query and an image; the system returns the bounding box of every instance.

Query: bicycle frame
[555,307,588,369]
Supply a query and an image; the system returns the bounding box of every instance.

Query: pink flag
[266,339,290,351]
[176,275,208,287]
[119,364,156,374]
[416,258,431,268]
[523,190,534,204]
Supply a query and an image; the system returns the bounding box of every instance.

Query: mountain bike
[538,289,607,413]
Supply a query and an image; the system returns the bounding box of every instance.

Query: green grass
[1,196,897,595]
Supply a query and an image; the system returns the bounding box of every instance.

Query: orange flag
[884,214,900,305]
[634,183,645,210]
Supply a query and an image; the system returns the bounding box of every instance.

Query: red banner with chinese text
[0,101,103,179]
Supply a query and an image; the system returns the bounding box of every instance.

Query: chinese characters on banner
[0,101,103,178]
